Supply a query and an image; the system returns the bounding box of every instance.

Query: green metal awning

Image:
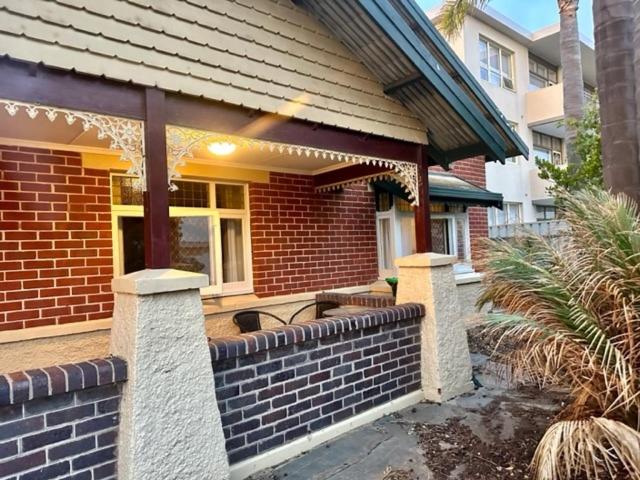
[374,172,503,209]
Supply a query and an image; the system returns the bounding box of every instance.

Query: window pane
[431,219,451,255]
[495,207,506,226]
[112,176,144,206]
[501,51,512,77]
[502,77,514,90]
[221,218,245,283]
[169,181,210,208]
[479,40,488,65]
[507,204,521,224]
[455,216,467,261]
[489,71,501,86]
[216,184,245,209]
[489,45,500,69]
[480,67,489,81]
[121,216,214,281]
[378,218,393,270]
[534,147,551,162]
[169,217,212,278]
[121,217,145,274]
[529,74,546,90]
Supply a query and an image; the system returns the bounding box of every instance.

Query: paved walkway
[249,354,562,480]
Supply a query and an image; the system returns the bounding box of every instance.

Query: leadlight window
[111,175,251,296]
[112,176,210,208]
[479,37,514,90]
[528,55,558,91]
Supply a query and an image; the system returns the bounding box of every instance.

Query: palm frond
[439,0,489,39]
[532,418,640,480]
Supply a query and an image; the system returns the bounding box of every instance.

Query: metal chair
[289,301,340,324]
[232,310,287,333]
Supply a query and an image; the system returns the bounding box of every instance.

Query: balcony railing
[489,219,568,239]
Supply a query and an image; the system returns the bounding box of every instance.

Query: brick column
[110,269,229,479]
[395,253,473,402]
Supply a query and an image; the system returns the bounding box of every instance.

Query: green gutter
[430,185,503,208]
[399,0,529,159]
[359,0,507,162]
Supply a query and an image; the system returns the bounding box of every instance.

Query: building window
[488,202,522,226]
[431,214,470,263]
[533,131,563,165]
[111,175,252,296]
[506,121,519,163]
[535,205,557,221]
[479,37,514,90]
[528,55,558,90]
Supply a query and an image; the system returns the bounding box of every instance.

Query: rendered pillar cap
[111,268,209,295]
[394,253,457,268]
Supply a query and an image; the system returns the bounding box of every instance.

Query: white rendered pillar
[110,269,229,480]
[395,253,473,402]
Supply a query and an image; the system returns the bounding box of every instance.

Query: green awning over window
[374,172,503,209]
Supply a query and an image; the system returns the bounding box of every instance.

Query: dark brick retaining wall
[0,357,126,479]
[210,304,424,464]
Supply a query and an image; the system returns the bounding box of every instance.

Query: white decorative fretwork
[0,99,145,186]
[165,126,420,205]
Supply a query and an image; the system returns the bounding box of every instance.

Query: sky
[416,0,595,41]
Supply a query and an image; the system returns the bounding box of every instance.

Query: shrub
[478,189,640,479]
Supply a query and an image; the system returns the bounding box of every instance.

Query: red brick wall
[0,145,113,331]
[430,157,488,265]
[249,172,378,297]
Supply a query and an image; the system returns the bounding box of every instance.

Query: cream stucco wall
[459,16,539,223]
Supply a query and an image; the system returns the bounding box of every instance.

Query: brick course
[249,172,378,297]
[210,304,424,464]
[0,145,113,331]
[0,357,126,479]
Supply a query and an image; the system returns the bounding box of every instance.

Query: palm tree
[479,189,640,479]
[593,0,640,204]
[439,0,584,165]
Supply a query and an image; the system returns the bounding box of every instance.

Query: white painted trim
[0,319,112,344]
[229,390,423,480]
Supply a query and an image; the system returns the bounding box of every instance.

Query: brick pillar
[110,269,229,479]
[395,253,473,402]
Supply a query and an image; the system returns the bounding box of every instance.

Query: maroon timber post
[143,88,171,268]
[414,145,432,253]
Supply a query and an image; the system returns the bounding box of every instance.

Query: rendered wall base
[395,253,474,402]
[110,269,230,480]
[229,390,423,480]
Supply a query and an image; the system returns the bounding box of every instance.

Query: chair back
[289,301,340,324]
[232,310,261,333]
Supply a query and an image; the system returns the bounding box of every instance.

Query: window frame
[479,36,515,91]
[488,202,523,226]
[533,131,564,166]
[110,174,253,297]
[528,55,558,91]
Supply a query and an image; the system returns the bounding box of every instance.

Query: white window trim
[479,37,515,91]
[375,209,396,280]
[110,174,253,297]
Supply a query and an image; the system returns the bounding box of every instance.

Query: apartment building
[428,5,596,227]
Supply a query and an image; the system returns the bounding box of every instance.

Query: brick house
[0,0,526,351]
